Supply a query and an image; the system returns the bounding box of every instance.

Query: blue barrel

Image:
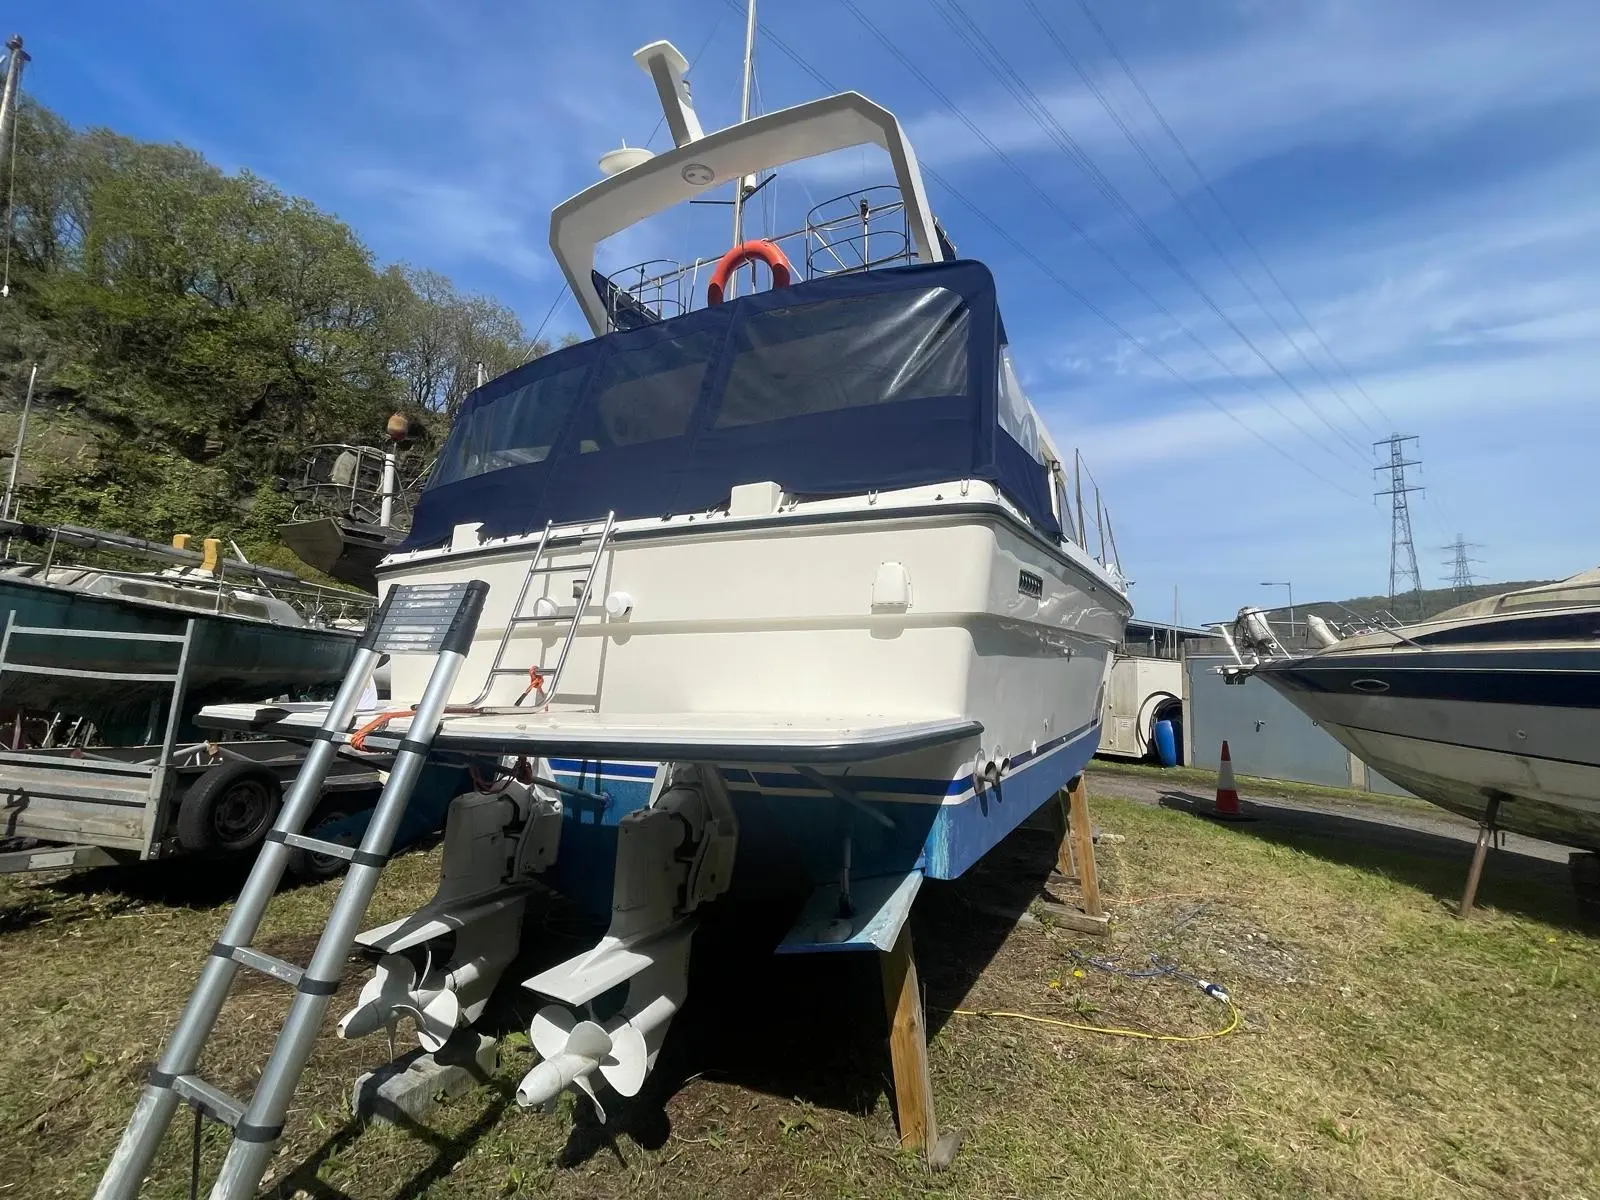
[1153,719,1178,768]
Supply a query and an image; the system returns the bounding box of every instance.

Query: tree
[0,99,546,556]
[390,267,534,420]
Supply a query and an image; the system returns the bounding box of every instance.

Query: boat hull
[379,503,1126,749]
[0,576,358,743]
[278,517,400,594]
[376,499,1128,900]
[1255,647,1600,850]
[538,718,1102,916]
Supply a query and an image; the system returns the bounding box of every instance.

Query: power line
[828,0,1367,481]
[519,281,569,364]
[742,4,1364,502]
[1070,0,1395,433]
[928,0,1370,467]
[1373,434,1424,619]
[1018,0,1378,439]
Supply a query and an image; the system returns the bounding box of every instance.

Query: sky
[11,0,1600,623]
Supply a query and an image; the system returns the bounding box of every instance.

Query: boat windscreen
[434,365,589,484]
[997,346,1043,464]
[1429,567,1600,623]
[715,288,969,427]
[405,260,1061,547]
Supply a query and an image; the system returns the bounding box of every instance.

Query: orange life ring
[706,240,794,306]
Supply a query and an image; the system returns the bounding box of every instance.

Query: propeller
[519,1006,616,1121]
[337,952,464,1053]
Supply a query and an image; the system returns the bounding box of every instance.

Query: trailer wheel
[176,762,282,855]
[288,807,356,882]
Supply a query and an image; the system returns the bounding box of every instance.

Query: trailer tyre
[288,807,356,882]
[176,762,282,855]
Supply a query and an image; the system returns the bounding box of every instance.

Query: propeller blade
[598,1021,649,1098]
[529,1004,577,1060]
[574,1073,606,1124]
[413,987,463,1053]
[337,954,420,1040]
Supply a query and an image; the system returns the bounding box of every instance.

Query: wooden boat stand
[1042,774,1109,935]
[880,927,962,1169]
[876,775,1107,1168]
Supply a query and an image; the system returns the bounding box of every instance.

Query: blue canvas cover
[405,260,1061,549]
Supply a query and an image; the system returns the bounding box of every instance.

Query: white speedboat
[201,36,1130,1120]
[1230,570,1600,851]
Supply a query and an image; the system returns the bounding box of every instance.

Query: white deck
[197,702,981,764]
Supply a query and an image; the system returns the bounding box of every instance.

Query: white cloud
[344,168,553,282]
[890,0,1600,188]
[1068,341,1600,476]
[1016,138,1600,472]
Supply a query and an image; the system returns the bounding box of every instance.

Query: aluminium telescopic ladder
[95,580,489,1200]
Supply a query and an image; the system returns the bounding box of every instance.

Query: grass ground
[2,781,1596,1199]
[1090,756,1444,816]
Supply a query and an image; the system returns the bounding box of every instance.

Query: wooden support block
[880,927,935,1151]
[1052,787,1076,878]
[880,928,962,1169]
[1066,775,1103,919]
[1036,900,1111,935]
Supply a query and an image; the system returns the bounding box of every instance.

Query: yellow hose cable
[946,999,1240,1043]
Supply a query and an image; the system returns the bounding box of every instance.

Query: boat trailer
[0,616,384,877]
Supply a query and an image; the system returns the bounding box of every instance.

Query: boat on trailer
[0,519,367,743]
[0,519,390,873]
[197,36,1130,1131]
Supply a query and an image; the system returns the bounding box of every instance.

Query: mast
[2,361,36,525]
[0,36,27,172]
[727,0,757,298]
[0,34,28,300]
[731,0,757,247]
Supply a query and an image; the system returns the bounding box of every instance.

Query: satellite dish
[599,144,654,177]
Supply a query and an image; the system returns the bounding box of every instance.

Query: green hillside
[0,100,549,577]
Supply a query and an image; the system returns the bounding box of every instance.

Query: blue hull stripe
[722,719,1095,804]
[548,721,1092,804]
[922,723,1099,878]
[548,757,659,780]
[540,719,1102,907]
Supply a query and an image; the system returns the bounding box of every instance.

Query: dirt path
[1085,767,1573,867]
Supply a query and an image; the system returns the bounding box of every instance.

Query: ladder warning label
[374,583,477,655]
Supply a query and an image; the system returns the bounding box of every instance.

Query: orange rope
[516,666,546,707]
[348,708,415,752]
[470,754,533,794]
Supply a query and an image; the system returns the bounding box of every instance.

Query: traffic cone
[1215,741,1241,815]
[1200,739,1256,821]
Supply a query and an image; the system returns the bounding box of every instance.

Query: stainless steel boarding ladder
[472,511,615,709]
[94,580,489,1200]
